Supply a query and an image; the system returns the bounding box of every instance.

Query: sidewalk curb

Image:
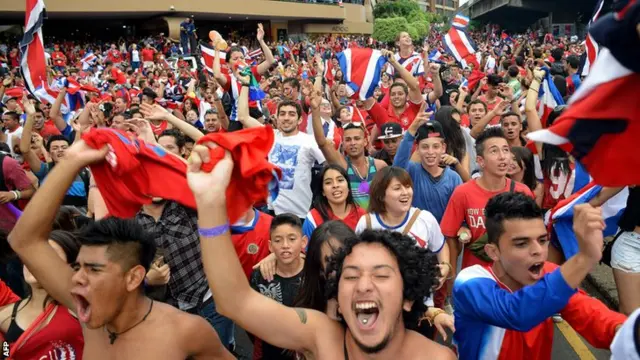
[585,273,619,310]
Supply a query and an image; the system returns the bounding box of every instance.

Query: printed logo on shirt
[409,232,427,248]
[247,243,259,255]
[466,208,486,229]
[258,282,283,303]
[270,143,300,190]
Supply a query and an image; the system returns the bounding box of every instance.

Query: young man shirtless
[186,143,456,359]
[8,141,233,359]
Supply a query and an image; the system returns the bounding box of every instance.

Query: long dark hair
[541,106,570,177]
[292,221,356,313]
[434,106,466,162]
[511,147,537,192]
[311,164,357,221]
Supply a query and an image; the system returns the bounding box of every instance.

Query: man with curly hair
[187,142,456,359]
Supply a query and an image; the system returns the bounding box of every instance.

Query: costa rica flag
[336,48,387,100]
[200,43,226,73]
[527,0,640,187]
[19,0,47,99]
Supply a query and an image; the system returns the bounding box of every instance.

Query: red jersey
[37,123,62,141]
[440,178,534,269]
[107,49,123,63]
[477,95,504,125]
[231,209,273,279]
[367,100,422,131]
[149,120,169,136]
[141,48,155,62]
[542,162,575,210]
[0,280,19,307]
[110,67,127,85]
[51,51,67,67]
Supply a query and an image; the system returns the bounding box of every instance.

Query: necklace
[106,299,154,345]
[351,157,370,194]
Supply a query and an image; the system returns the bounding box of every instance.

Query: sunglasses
[343,122,364,129]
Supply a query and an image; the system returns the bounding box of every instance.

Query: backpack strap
[365,214,372,230]
[509,178,516,193]
[402,209,421,235]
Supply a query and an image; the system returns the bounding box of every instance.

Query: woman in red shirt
[302,164,366,239]
[0,230,84,359]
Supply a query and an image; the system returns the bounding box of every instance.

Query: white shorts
[611,231,640,273]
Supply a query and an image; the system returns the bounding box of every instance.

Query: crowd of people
[0,4,639,359]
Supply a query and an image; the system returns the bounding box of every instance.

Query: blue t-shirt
[393,132,463,222]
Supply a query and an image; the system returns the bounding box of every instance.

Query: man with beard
[309,89,386,211]
[8,140,233,359]
[454,192,626,359]
[185,143,456,359]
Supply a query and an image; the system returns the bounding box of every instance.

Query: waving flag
[581,0,606,76]
[323,59,335,88]
[247,48,263,59]
[443,27,478,69]
[336,48,387,100]
[452,13,470,29]
[200,43,226,73]
[527,0,640,187]
[81,51,97,70]
[428,49,443,63]
[19,0,47,98]
[547,183,628,259]
[536,67,565,127]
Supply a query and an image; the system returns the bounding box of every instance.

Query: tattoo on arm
[295,308,308,324]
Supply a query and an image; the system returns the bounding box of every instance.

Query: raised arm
[309,88,346,168]
[470,99,508,139]
[256,23,275,75]
[186,146,332,355]
[140,103,203,141]
[525,68,545,155]
[235,73,263,129]
[212,43,228,87]
[50,88,70,132]
[8,141,109,311]
[19,98,45,174]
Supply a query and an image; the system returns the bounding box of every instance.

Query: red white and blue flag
[323,59,335,88]
[200,43,226,73]
[443,26,478,69]
[581,0,606,76]
[452,13,470,29]
[247,48,263,59]
[336,48,387,100]
[547,183,628,259]
[536,67,565,127]
[527,0,640,187]
[80,51,97,70]
[19,0,47,98]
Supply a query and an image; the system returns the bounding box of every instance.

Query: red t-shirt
[440,178,535,269]
[231,210,273,279]
[477,95,504,125]
[368,100,422,131]
[9,52,19,68]
[141,48,155,62]
[37,123,62,140]
[0,279,19,307]
[149,120,169,136]
[110,67,127,85]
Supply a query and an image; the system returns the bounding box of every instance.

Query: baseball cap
[415,121,445,143]
[378,122,403,140]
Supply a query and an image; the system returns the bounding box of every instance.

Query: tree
[373,0,431,43]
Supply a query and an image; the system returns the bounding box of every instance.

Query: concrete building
[415,0,460,18]
[0,0,375,41]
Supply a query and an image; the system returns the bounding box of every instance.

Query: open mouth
[332,190,343,198]
[497,163,508,171]
[73,294,92,323]
[528,262,544,279]
[354,301,379,330]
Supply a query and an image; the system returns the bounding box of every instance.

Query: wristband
[198,223,230,237]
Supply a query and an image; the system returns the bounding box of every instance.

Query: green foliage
[373,0,421,19]
[373,17,409,43]
[469,20,482,31]
[373,0,432,42]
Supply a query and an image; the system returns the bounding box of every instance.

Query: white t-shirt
[4,126,23,156]
[355,207,445,253]
[131,49,140,62]
[269,131,325,218]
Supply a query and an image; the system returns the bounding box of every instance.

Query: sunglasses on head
[343,122,364,129]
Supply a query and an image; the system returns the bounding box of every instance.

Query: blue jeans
[131,61,140,71]
[180,36,190,55]
[199,297,235,347]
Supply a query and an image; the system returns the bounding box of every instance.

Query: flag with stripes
[248,48,263,59]
[527,0,640,187]
[81,51,97,70]
[200,43,226,73]
[443,27,478,69]
[19,0,47,98]
[323,59,335,88]
[428,49,443,63]
[536,67,565,128]
[336,48,387,100]
[547,183,628,259]
[452,13,470,29]
[581,0,606,76]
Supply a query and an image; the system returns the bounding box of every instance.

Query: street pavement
[231,265,620,359]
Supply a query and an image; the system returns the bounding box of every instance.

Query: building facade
[415,0,459,18]
[0,0,375,40]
